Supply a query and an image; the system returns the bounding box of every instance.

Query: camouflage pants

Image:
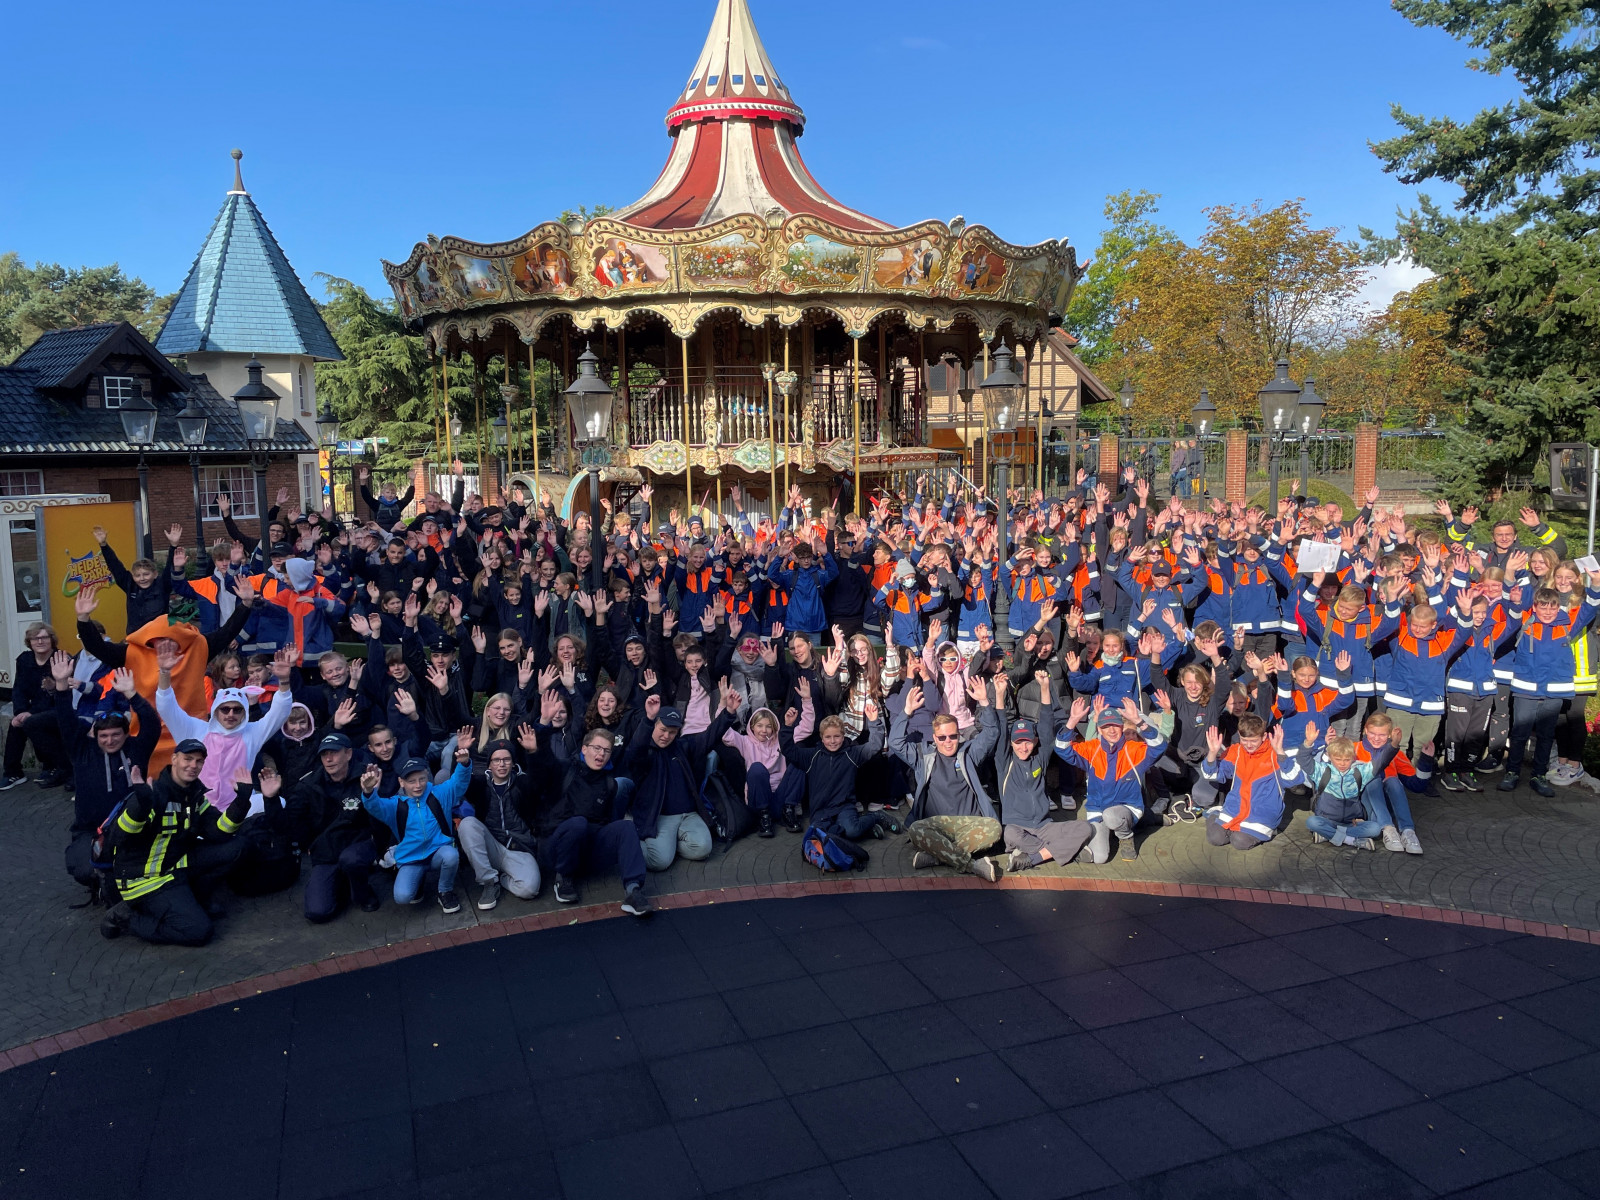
[909,815,1003,871]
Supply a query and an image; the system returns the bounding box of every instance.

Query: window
[0,471,44,497]
[300,459,322,512]
[102,376,136,409]
[928,363,949,393]
[202,467,258,519]
[297,363,310,416]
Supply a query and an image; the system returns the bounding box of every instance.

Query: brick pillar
[1353,422,1378,502]
[1225,428,1249,504]
[1099,434,1119,484]
[410,458,428,510]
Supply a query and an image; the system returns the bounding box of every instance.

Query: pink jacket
[722,697,815,791]
[923,641,975,729]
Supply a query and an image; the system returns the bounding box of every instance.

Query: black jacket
[55,688,159,834]
[618,711,734,838]
[286,765,372,864]
[783,716,885,824]
[464,772,541,851]
[101,541,175,634]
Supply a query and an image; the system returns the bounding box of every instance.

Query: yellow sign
[41,502,138,655]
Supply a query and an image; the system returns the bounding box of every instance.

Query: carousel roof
[611,0,889,233]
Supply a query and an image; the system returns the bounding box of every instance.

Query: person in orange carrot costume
[71,579,260,774]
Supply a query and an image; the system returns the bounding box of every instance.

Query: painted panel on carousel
[680,232,765,290]
[954,246,1007,296]
[414,259,448,307]
[451,253,510,304]
[509,242,574,297]
[392,274,421,318]
[872,237,942,291]
[782,234,861,290]
[1007,254,1056,306]
[592,238,669,289]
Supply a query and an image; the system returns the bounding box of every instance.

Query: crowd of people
[5,466,1597,947]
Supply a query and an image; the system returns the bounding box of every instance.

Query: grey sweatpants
[1004,820,1094,864]
[1087,805,1138,864]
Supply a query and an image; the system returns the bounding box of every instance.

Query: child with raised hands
[1200,717,1305,851]
[1053,693,1167,864]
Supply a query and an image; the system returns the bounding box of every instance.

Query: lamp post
[117,381,158,558]
[175,397,210,571]
[565,342,615,593]
[982,341,1024,641]
[1118,378,1135,439]
[1191,386,1217,500]
[314,402,343,518]
[1294,377,1325,498]
[1256,358,1301,513]
[958,383,976,493]
[233,356,281,545]
[1036,400,1053,493]
[492,413,509,501]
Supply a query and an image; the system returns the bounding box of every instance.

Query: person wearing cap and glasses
[100,739,253,946]
[359,739,472,915]
[891,674,1006,881]
[989,674,1094,871]
[290,731,383,921]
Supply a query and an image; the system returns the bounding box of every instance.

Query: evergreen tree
[1369,0,1600,503]
[1064,191,1174,365]
[0,252,172,364]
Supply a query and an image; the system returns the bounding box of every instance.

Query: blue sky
[1,0,1516,309]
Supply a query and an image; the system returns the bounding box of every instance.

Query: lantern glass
[1256,358,1301,435]
[981,341,1024,432]
[564,342,615,445]
[118,384,157,446]
[233,357,281,444]
[176,399,209,447]
[315,405,340,446]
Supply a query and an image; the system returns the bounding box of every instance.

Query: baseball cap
[1150,560,1173,577]
[656,707,685,729]
[173,738,208,756]
[1097,711,1126,729]
[318,732,352,752]
[1009,718,1039,742]
[427,637,456,654]
[269,541,292,557]
[398,757,430,777]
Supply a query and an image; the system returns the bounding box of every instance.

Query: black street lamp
[1191,386,1217,500]
[117,380,158,558]
[175,397,210,571]
[1256,358,1302,512]
[492,413,509,500]
[314,401,350,519]
[233,357,281,543]
[564,342,615,593]
[1118,378,1136,439]
[1295,377,1325,498]
[982,341,1024,641]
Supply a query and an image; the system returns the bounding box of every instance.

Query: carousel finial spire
[665,0,805,132]
[229,148,248,195]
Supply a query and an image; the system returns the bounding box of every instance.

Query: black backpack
[701,767,754,843]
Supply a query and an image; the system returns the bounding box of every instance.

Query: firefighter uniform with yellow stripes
[101,738,249,947]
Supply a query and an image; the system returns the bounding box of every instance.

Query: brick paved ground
[5,773,1599,1053]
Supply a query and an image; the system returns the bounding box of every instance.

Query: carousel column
[800,316,817,476]
[680,332,693,522]
[702,321,720,524]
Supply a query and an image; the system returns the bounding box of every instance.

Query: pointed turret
[157,150,342,361]
[613,0,887,232]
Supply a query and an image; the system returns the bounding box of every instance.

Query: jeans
[641,812,712,871]
[1507,695,1564,778]
[1364,777,1411,833]
[1305,813,1385,843]
[304,837,378,922]
[745,762,805,818]
[548,816,647,890]
[457,817,540,898]
[831,807,893,840]
[393,845,459,903]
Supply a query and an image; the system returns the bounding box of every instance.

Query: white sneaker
[1381,825,1404,852]
[1401,828,1423,855]
[1547,762,1577,785]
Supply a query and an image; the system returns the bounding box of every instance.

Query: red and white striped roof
[613,0,890,233]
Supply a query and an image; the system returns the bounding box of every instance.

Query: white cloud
[1356,258,1434,313]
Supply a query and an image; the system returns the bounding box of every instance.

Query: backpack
[91,799,130,872]
[802,825,868,872]
[701,768,754,843]
[393,793,456,842]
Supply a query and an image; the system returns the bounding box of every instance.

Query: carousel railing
[624,366,897,449]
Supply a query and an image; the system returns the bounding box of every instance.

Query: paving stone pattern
[5,890,1600,1200]
[5,773,1600,1054]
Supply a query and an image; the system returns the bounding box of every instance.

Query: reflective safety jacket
[1053,723,1168,825]
[1272,669,1353,750]
[1217,550,1294,633]
[1201,741,1302,843]
[1372,607,1471,713]
[1508,586,1600,696]
[1447,608,1520,696]
[1297,589,1382,696]
[112,769,248,900]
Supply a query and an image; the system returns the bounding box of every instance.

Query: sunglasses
[933,733,960,743]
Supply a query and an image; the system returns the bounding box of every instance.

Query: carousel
[383,0,1083,523]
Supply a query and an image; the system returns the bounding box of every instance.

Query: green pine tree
[1368,0,1600,504]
